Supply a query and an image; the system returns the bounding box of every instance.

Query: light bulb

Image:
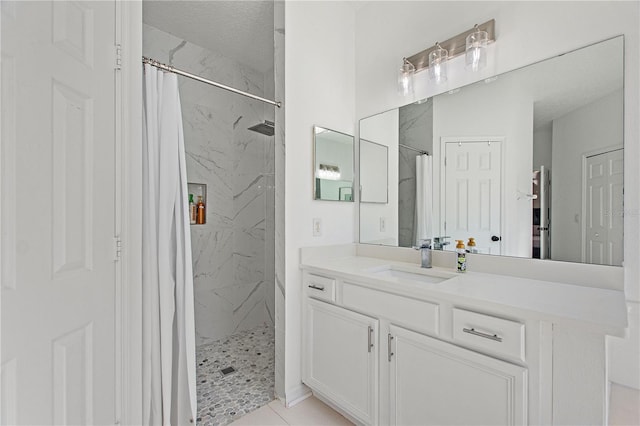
[398,58,415,96]
[428,43,448,84]
[466,25,488,71]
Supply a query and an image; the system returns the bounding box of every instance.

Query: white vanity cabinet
[389,324,527,426]
[302,271,534,426]
[300,246,627,426]
[303,296,379,425]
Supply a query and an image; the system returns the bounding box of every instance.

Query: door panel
[304,298,378,425]
[444,141,502,254]
[584,149,623,265]
[389,325,527,426]
[1,2,117,424]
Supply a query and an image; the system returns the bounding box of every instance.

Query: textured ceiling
[143,0,274,73]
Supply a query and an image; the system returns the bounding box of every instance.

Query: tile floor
[609,383,640,426]
[229,396,353,426]
[196,324,275,425]
[229,384,639,426]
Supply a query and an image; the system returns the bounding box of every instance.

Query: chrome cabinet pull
[463,327,503,342]
[307,284,325,291]
[367,326,374,353]
[387,334,394,362]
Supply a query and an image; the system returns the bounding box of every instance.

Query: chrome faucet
[413,239,432,268]
[433,236,451,251]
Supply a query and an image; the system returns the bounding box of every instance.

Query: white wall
[551,90,624,263]
[283,1,356,400]
[353,1,639,389]
[533,125,553,172]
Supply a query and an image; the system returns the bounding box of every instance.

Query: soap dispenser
[467,237,478,254]
[456,240,467,273]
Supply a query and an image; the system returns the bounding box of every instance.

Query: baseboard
[285,383,312,407]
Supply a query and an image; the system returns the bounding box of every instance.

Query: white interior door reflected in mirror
[443,140,503,255]
[313,126,354,201]
[360,140,389,203]
[582,148,624,265]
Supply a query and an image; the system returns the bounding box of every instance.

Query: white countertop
[300,254,628,336]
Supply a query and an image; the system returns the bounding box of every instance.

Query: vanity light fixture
[466,24,489,71]
[398,57,416,96]
[400,19,496,92]
[318,164,341,181]
[428,42,448,83]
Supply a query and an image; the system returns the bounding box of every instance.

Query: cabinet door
[389,325,527,426]
[304,298,378,425]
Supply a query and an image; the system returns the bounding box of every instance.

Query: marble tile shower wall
[143,24,275,346]
[398,100,433,247]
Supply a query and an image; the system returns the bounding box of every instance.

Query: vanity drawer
[343,282,439,335]
[452,308,525,361]
[305,273,336,302]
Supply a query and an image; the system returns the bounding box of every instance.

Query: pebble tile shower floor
[196,324,275,425]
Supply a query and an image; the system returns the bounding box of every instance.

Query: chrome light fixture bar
[406,19,496,73]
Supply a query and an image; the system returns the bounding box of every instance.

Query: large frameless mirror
[359,36,624,266]
[313,126,354,202]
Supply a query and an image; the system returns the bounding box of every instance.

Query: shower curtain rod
[399,143,428,155]
[142,56,282,108]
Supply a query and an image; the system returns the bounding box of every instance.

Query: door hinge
[115,43,122,70]
[114,237,122,261]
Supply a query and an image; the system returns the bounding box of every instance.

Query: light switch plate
[313,218,322,237]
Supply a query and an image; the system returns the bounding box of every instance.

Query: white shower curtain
[415,154,434,245]
[142,64,197,425]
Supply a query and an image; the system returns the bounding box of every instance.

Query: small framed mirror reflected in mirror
[313,126,354,202]
[360,139,389,204]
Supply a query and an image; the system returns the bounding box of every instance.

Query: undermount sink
[365,265,455,284]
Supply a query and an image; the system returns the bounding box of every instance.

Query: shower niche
[188,182,207,225]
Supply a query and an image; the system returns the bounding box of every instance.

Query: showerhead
[248,120,275,136]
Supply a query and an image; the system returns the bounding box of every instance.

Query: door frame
[117,1,143,424]
[438,136,506,254]
[580,144,624,263]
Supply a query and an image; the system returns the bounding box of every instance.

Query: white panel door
[444,141,502,254]
[389,325,527,426]
[303,298,378,425]
[584,148,624,265]
[1,2,118,424]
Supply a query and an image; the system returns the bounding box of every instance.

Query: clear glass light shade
[428,44,448,83]
[465,26,489,71]
[398,58,415,96]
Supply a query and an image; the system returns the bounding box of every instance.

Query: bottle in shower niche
[189,194,197,225]
[456,240,466,273]
[196,195,206,224]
